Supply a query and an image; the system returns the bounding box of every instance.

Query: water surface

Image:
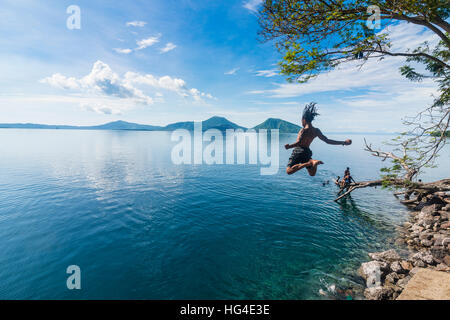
[0,129,448,299]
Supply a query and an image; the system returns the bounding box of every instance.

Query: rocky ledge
[358,201,450,300]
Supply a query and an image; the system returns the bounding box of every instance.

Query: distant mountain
[0,116,299,132]
[253,118,301,133]
[89,120,163,131]
[160,116,246,131]
[0,121,161,131]
[202,116,246,131]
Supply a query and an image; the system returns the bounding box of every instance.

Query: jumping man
[285,103,352,176]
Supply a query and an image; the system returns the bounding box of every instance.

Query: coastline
[357,195,450,300]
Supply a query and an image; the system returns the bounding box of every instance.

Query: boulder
[435,263,450,272]
[385,272,399,284]
[358,261,386,287]
[421,204,443,216]
[421,239,433,247]
[368,249,400,263]
[364,286,394,300]
[390,261,404,274]
[400,260,413,271]
[444,255,450,267]
[396,275,412,289]
[441,221,450,229]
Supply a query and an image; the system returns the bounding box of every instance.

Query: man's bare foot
[311,160,324,168]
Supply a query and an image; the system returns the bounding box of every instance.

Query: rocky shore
[357,199,450,300]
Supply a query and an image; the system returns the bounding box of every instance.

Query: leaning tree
[258,0,450,204]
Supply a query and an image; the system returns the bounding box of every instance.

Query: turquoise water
[0,129,448,299]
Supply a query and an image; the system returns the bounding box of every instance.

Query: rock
[403,222,412,228]
[421,204,443,216]
[390,261,404,274]
[422,254,435,265]
[409,267,422,276]
[385,272,399,284]
[364,286,394,300]
[419,233,432,240]
[368,249,401,263]
[444,255,450,267]
[420,203,443,214]
[411,251,435,265]
[421,239,433,247]
[396,275,412,289]
[400,260,413,271]
[441,221,450,229]
[435,263,450,272]
[358,261,386,287]
[414,260,426,267]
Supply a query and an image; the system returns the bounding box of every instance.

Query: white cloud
[41,60,153,106]
[248,23,440,98]
[40,61,215,113]
[124,72,215,102]
[136,35,160,50]
[225,67,240,75]
[160,42,177,53]
[126,21,147,27]
[255,69,278,77]
[113,48,132,54]
[243,0,263,13]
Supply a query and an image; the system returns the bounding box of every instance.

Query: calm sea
[0,129,448,299]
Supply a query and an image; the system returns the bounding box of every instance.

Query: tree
[259,0,449,182]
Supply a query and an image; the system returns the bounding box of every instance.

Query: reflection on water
[0,129,448,299]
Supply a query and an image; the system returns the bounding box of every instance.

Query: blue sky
[0,0,441,132]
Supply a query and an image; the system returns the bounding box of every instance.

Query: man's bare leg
[306,159,324,176]
[286,160,313,175]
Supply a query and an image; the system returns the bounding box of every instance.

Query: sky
[0,0,442,132]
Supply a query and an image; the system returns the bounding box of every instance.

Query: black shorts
[287,147,312,167]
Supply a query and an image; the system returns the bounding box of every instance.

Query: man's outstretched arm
[317,129,351,146]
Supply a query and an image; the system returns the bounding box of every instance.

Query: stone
[409,267,422,276]
[385,272,399,284]
[358,261,386,287]
[396,275,412,289]
[390,261,404,274]
[403,222,412,228]
[397,268,450,300]
[421,204,442,216]
[421,239,433,247]
[422,254,435,265]
[364,286,394,300]
[444,255,450,267]
[368,249,401,263]
[435,263,450,272]
[419,233,432,240]
[414,260,426,267]
[400,260,413,271]
[441,221,450,229]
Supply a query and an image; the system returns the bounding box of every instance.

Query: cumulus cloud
[40,61,214,113]
[136,35,160,50]
[126,21,147,27]
[124,72,214,101]
[243,0,263,13]
[225,67,239,75]
[160,42,177,53]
